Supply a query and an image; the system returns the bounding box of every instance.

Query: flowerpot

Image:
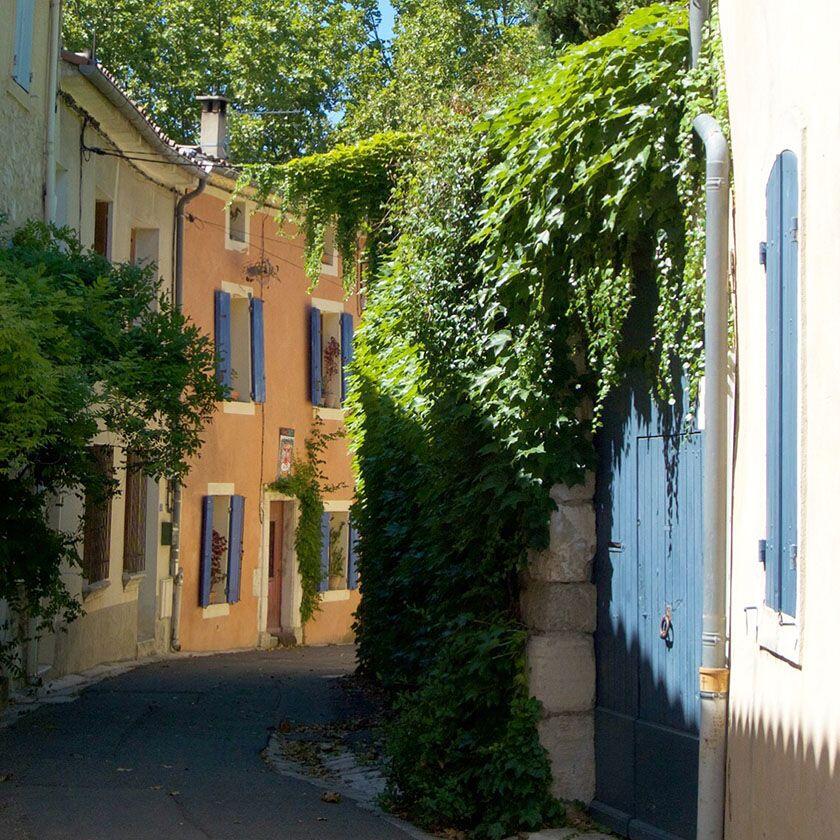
[230,390,241,401]
[328,574,344,591]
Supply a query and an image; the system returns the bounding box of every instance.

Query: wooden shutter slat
[310,307,322,406]
[340,312,354,404]
[318,512,330,592]
[214,290,233,391]
[779,150,799,617]
[199,496,214,607]
[13,0,35,91]
[347,523,359,590]
[250,297,266,403]
[227,495,245,603]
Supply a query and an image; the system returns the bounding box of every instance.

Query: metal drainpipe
[691,3,731,839]
[43,0,61,224]
[169,175,207,652]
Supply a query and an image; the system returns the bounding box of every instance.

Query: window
[318,512,359,592]
[322,227,336,267]
[131,228,160,270]
[226,200,248,249]
[13,0,35,92]
[122,452,147,575]
[199,495,245,606]
[310,306,354,408]
[764,150,799,617]
[94,200,112,258]
[82,445,114,584]
[214,289,265,403]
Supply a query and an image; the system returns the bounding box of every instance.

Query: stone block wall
[522,475,596,803]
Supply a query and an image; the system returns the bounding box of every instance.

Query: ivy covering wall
[241,4,726,836]
[345,5,725,837]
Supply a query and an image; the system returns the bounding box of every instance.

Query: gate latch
[659,604,673,643]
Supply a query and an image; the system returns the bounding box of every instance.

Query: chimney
[196,94,229,159]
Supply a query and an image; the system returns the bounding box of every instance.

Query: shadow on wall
[726,691,840,839]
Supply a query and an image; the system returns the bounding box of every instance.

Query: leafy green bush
[0,222,222,675]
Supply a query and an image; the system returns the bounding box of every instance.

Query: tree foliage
[340,0,543,140]
[62,0,383,162]
[526,0,655,44]
[0,223,222,674]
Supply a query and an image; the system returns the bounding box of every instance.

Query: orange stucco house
[173,97,361,652]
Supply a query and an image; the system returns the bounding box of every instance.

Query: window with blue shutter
[250,298,266,403]
[13,0,35,92]
[200,494,246,607]
[340,312,354,404]
[226,495,245,603]
[765,150,799,617]
[199,496,214,607]
[310,307,323,406]
[318,512,330,592]
[214,290,232,391]
[347,523,359,590]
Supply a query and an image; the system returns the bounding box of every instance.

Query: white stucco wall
[720,3,840,837]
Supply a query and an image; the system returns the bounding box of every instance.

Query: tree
[339,0,540,140]
[526,0,655,45]
[62,0,383,162]
[0,222,222,675]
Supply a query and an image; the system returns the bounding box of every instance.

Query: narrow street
[0,647,413,840]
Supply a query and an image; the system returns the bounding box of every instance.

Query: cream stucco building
[720,1,840,837]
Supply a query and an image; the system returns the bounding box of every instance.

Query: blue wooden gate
[592,373,703,840]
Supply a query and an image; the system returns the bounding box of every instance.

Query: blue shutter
[250,297,266,403]
[310,307,322,406]
[199,496,214,607]
[347,522,359,590]
[765,151,799,617]
[13,0,35,91]
[226,495,245,604]
[779,151,799,618]
[340,312,354,404]
[214,290,232,392]
[318,512,330,592]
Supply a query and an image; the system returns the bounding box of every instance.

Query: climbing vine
[268,419,345,624]
[241,131,414,290]
[269,4,727,837]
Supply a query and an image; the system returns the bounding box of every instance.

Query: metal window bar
[82,445,114,583]
[122,451,147,574]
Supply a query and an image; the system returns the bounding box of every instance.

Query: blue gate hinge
[758,539,767,565]
[759,242,767,266]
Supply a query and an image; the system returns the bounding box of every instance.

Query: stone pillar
[521,475,596,803]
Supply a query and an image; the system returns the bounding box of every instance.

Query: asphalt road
[0,646,413,839]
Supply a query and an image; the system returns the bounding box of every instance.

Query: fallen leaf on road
[116,767,133,772]
[321,791,341,804]
[169,791,180,797]
[0,773,12,783]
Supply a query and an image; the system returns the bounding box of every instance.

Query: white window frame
[225,199,250,252]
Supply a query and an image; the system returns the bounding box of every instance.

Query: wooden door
[592,374,703,840]
[267,504,284,632]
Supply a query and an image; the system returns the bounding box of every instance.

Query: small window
[122,452,147,575]
[227,200,248,248]
[94,200,112,258]
[200,495,245,606]
[320,511,350,591]
[310,307,354,408]
[13,0,35,92]
[82,445,114,584]
[214,290,265,403]
[322,227,336,266]
[131,228,160,270]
